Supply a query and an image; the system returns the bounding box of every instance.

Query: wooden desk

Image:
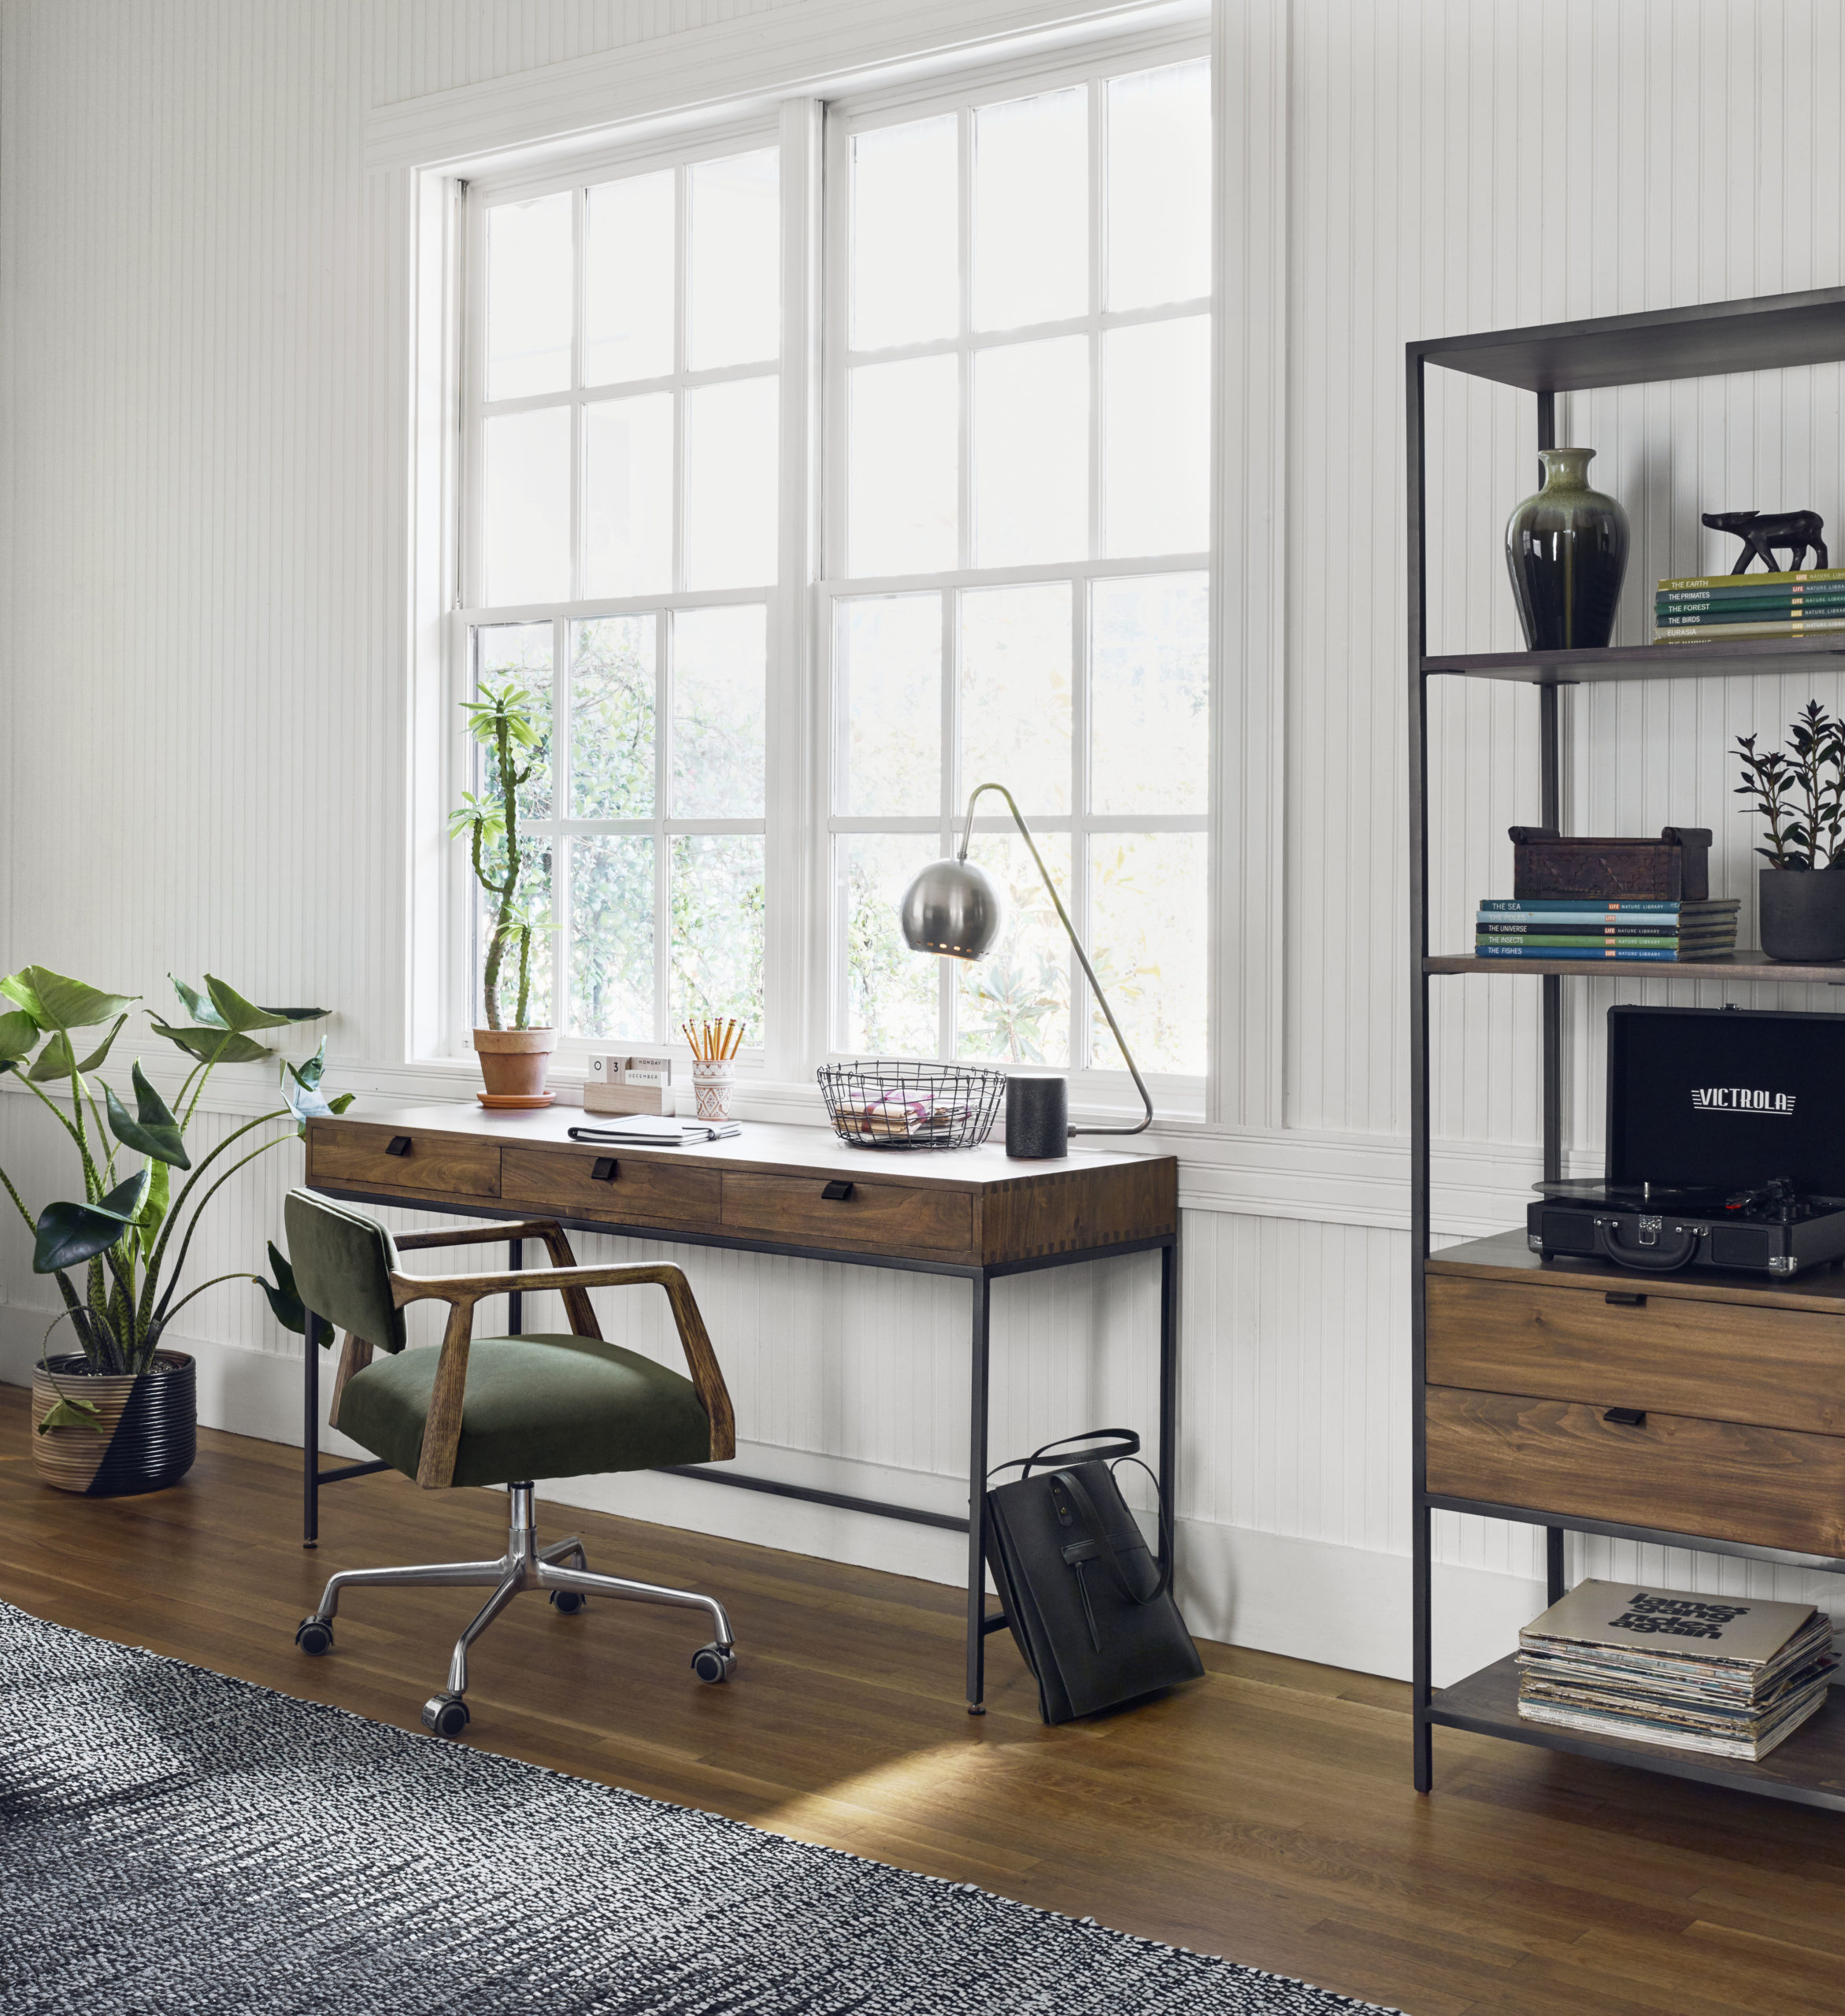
[301,1104,1180,1712]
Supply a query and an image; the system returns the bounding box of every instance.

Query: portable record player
[1528,1005,1845,1276]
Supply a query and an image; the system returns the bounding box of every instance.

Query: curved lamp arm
[959,782,1154,1138]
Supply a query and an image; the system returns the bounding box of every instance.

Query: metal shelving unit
[1408,285,1845,1806]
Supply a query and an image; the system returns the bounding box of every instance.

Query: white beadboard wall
[6,0,1845,1687]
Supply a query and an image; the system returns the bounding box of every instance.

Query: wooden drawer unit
[721,1170,973,1258]
[307,1120,499,1199]
[501,1145,719,1230]
[1425,1272,1845,1437]
[1425,1384,1845,1558]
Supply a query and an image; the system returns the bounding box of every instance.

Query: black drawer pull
[1603,1406,1647,1428]
[821,1180,854,1201]
[1604,1292,1647,1306]
[590,1158,618,1184]
[385,1136,413,1158]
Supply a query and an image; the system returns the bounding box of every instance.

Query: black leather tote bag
[984,1430,1203,1725]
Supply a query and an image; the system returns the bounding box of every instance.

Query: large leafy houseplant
[0,968,344,1395]
[449,679,558,1100]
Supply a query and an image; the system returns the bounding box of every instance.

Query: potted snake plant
[3,967,343,1495]
[450,678,558,1105]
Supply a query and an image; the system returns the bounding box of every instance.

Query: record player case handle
[1592,1217,1699,1273]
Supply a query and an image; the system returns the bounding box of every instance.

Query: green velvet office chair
[284,1188,738,1738]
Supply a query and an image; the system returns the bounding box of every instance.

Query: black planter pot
[1758,866,1845,962]
[31,1351,197,1495]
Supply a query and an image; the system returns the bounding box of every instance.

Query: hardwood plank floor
[3,1383,1841,2016]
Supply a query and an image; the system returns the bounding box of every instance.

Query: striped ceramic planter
[31,1352,197,1495]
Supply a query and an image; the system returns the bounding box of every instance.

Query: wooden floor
[4,1386,1843,2016]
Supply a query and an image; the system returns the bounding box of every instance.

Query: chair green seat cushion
[336,1334,713,1488]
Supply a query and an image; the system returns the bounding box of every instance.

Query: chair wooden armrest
[393,1220,601,1339]
[393,1217,575,1254]
[388,1258,735,1487]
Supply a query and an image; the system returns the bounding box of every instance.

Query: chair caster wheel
[421,1693,471,1739]
[549,1590,586,1614]
[295,1617,334,1656]
[691,1644,734,1685]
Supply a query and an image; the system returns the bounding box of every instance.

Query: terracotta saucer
[476,1091,556,1110]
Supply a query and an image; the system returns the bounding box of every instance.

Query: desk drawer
[308,1121,499,1199]
[1425,1385,1845,1558]
[501,1145,719,1228]
[722,1171,973,1257]
[1425,1273,1845,1436]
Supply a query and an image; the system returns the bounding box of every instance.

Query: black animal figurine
[1701,508,1829,573]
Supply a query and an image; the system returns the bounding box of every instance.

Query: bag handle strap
[1058,1467,1174,1606]
[987,1427,1139,1483]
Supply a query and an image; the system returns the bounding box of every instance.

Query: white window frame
[412,21,1220,1124]
[816,32,1213,1116]
[447,116,787,1068]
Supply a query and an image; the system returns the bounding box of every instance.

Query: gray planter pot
[1758,866,1845,962]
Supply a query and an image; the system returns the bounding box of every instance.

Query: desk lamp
[899,782,1154,1158]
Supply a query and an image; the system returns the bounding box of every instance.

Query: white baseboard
[0,1307,1531,1686]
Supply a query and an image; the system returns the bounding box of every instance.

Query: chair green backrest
[284,1190,408,1352]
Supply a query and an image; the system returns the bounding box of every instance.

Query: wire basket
[817,1061,1007,1151]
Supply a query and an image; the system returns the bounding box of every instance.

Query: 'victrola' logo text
[1690,1087,1796,1116]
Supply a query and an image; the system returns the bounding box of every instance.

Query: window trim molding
[383,0,1283,1141]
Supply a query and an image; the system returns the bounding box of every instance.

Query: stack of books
[1655,568,1845,643]
[1518,1580,1837,1762]
[1476,897,1739,961]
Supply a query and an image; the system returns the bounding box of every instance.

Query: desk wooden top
[306,1103,1176,1269]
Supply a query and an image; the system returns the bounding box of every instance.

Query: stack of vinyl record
[1518,1580,1836,1762]
[1476,897,1739,961]
[1655,568,1845,643]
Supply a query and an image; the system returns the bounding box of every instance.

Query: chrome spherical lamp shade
[898,857,1005,962]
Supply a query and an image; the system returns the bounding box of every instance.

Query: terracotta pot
[472,1025,558,1098]
[31,1351,196,1495]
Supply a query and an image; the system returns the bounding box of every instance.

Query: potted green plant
[450,678,558,1105]
[1735,701,1845,962]
[2,968,343,1495]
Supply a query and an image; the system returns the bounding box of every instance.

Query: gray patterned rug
[0,1600,1400,2015]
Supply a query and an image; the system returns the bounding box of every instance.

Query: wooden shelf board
[1426,950,1845,983]
[1413,286,1845,392]
[1429,1655,1845,1811]
[1423,635,1845,684]
[1425,1227,1845,1312]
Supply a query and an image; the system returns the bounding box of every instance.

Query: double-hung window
[461,138,780,1051]
[824,53,1212,1093]
[450,42,1211,1100]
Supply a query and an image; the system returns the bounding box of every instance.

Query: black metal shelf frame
[1407,287,1845,1806]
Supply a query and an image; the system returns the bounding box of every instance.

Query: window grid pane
[832,55,1211,1079]
[471,140,777,1054]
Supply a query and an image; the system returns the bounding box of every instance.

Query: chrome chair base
[295,1482,735,1735]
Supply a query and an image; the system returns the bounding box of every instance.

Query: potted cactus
[3,968,343,1495]
[450,679,558,1104]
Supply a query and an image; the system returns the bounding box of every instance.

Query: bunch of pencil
[684,1017,744,1062]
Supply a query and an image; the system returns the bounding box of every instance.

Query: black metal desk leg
[1158,1240,1178,1568]
[302,1310,321,1549]
[965,1273,993,1715]
[1413,1499,1432,1792]
[1546,1525,1566,1604]
[509,1237,524,1336]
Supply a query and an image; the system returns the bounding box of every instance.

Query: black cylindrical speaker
[1005,1076,1069,1159]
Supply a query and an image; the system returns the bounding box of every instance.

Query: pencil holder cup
[691,1060,736,1121]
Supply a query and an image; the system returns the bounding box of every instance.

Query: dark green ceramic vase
[1505,447,1629,650]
